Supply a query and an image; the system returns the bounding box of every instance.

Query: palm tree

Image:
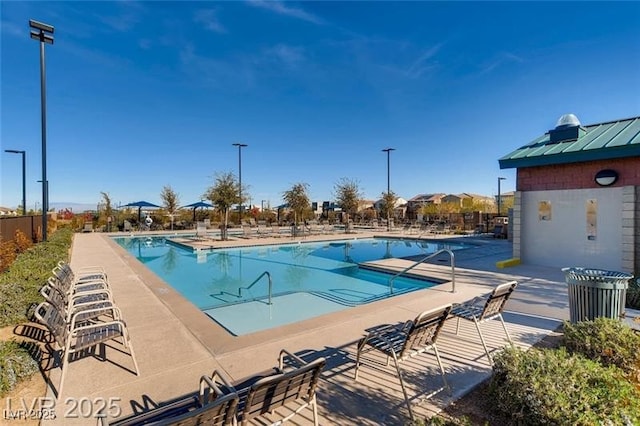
[334,178,362,233]
[204,172,240,240]
[160,185,180,230]
[282,183,310,237]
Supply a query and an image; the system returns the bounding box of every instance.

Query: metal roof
[499,116,640,169]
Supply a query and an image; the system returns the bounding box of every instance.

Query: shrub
[627,278,640,309]
[563,317,640,384]
[489,346,640,425]
[0,340,40,397]
[14,229,33,253]
[0,228,73,327]
[0,238,17,273]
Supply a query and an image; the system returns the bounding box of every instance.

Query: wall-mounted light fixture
[594,169,618,187]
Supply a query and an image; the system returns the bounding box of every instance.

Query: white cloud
[404,43,443,79]
[194,9,226,34]
[246,0,323,25]
[138,39,152,50]
[179,44,256,89]
[480,51,524,74]
[264,44,305,68]
[0,20,23,37]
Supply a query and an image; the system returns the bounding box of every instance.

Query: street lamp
[4,150,26,215]
[497,177,506,216]
[232,143,248,224]
[30,19,54,241]
[382,148,395,231]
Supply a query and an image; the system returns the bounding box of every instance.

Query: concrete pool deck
[42,230,569,425]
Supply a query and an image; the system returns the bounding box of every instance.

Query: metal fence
[0,215,43,242]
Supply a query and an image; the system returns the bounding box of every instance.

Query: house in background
[406,193,445,219]
[499,114,640,273]
[0,207,18,216]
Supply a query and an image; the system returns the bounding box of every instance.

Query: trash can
[562,267,633,323]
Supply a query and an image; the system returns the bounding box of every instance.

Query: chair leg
[354,340,364,380]
[498,313,513,345]
[58,347,69,400]
[391,352,414,421]
[122,327,140,376]
[455,317,461,335]
[473,320,492,365]
[432,345,450,393]
[311,395,318,426]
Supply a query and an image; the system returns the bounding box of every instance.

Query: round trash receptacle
[562,267,633,323]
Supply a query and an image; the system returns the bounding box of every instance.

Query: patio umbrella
[182,201,214,221]
[122,201,161,223]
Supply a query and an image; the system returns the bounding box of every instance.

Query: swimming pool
[113,237,466,335]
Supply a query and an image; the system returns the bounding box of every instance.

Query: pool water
[113,237,465,335]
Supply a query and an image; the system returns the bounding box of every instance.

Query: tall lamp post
[4,150,26,215]
[497,176,506,216]
[30,19,54,241]
[232,143,248,225]
[382,148,395,231]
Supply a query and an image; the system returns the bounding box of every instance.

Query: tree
[100,191,114,231]
[334,178,362,233]
[203,172,239,240]
[160,185,180,230]
[282,182,310,236]
[379,190,398,230]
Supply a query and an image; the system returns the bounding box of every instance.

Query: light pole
[232,143,247,224]
[30,19,54,241]
[4,150,26,215]
[497,177,506,216]
[382,148,395,231]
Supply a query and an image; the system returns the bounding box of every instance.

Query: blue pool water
[113,237,466,335]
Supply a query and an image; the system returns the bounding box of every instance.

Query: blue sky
[2,1,639,211]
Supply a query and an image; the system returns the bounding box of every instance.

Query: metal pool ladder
[239,271,273,305]
[388,249,456,294]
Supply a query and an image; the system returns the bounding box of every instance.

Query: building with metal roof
[499,114,639,273]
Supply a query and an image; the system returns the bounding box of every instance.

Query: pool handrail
[388,249,456,294]
[239,271,273,305]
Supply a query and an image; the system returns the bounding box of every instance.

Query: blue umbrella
[123,201,161,223]
[182,201,214,221]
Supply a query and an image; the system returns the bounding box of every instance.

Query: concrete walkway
[41,231,568,425]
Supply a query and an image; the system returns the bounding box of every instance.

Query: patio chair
[195,221,208,240]
[240,225,258,239]
[40,283,119,326]
[33,301,139,398]
[232,350,325,426]
[104,374,239,426]
[449,281,518,364]
[52,261,108,290]
[47,275,112,302]
[354,304,452,420]
[53,260,107,279]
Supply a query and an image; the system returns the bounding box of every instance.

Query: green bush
[627,278,640,309]
[0,340,40,397]
[0,228,73,327]
[563,317,640,384]
[489,346,640,425]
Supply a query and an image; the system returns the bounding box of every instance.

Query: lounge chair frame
[106,374,239,426]
[233,350,325,426]
[354,304,452,420]
[450,281,517,364]
[34,301,139,398]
